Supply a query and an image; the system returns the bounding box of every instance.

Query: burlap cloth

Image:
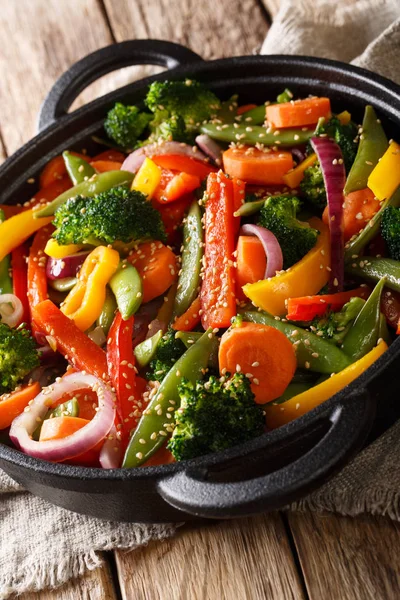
[1,1,400,597]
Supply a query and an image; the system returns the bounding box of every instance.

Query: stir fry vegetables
[0,79,398,469]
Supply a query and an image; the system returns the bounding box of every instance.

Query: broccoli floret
[146,329,186,383]
[381,206,400,260]
[146,79,220,142]
[53,187,166,246]
[104,103,152,149]
[168,373,264,461]
[300,163,327,211]
[314,116,358,172]
[310,297,365,344]
[258,195,319,269]
[0,323,39,395]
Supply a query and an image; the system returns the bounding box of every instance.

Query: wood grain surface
[1,1,399,599]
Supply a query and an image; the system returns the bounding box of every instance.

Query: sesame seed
[135,452,143,459]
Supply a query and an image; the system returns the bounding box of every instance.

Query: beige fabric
[1,1,400,597]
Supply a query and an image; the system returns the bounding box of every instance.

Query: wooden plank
[289,512,400,600]
[115,514,305,600]
[103,0,269,59]
[0,0,113,154]
[20,560,117,600]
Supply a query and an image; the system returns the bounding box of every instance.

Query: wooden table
[1,1,400,598]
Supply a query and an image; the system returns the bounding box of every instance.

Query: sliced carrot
[223,147,293,185]
[172,297,201,331]
[90,160,123,173]
[286,286,370,321]
[266,97,331,129]
[91,150,126,163]
[128,241,178,303]
[237,104,258,115]
[163,172,201,203]
[235,236,266,301]
[218,322,296,404]
[40,152,88,188]
[39,416,89,441]
[151,154,216,179]
[0,382,41,430]
[322,187,381,242]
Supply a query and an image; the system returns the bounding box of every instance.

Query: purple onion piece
[240,224,283,278]
[122,141,207,173]
[46,251,90,281]
[195,134,223,166]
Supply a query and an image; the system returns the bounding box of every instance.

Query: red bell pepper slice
[27,225,54,313]
[286,286,371,322]
[39,153,89,189]
[107,312,146,445]
[151,154,217,179]
[11,243,30,326]
[32,300,109,380]
[200,171,237,329]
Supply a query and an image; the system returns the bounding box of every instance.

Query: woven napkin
[2,1,400,597]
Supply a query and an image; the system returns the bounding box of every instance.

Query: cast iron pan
[0,40,400,523]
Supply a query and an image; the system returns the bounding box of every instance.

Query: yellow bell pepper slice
[61,246,119,331]
[131,157,162,199]
[265,340,387,429]
[0,209,52,263]
[283,153,317,189]
[368,140,400,201]
[243,217,330,316]
[44,238,83,259]
[337,110,351,125]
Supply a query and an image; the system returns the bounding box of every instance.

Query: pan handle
[158,389,373,518]
[38,39,203,132]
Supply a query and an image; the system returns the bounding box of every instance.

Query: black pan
[0,40,399,523]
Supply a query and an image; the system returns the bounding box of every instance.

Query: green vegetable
[344,105,388,194]
[241,310,351,373]
[96,287,117,335]
[274,382,313,404]
[154,114,190,143]
[0,323,39,394]
[52,187,166,246]
[314,116,358,173]
[341,278,386,361]
[381,205,400,260]
[277,88,293,104]
[62,152,95,185]
[134,330,164,368]
[175,330,219,371]
[257,195,319,269]
[0,209,12,295]
[123,328,218,467]
[300,163,327,211]
[236,104,266,125]
[216,95,238,124]
[146,328,187,383]
[34,170,134,218]
[173,201,203,317]
[48,277,77,292]
[379,312,391,346]
[234,198,266,218]
[310,297,366,345]
[345,257,400,293]
[104,103,152,149]
[168,373,264,461]
[200,123,313,147]
[109,262,142,320]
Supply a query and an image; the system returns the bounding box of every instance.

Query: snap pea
[96,287,117,335]
[277,88,294,104]
[236,105,266,125]
[62,151,96,185]
[34,170,134,218]
[344,105,388,194]
[134,329,163,368]
[109,262,142,320]
[200,123,314,148]
[0,210,12,294]
[345,257,400,293]
[241,310,351,373]
[274,382,314,404]
[234,198,266,218]
[175,330,219,370]
[49,277,77,292]
[344,187,400,262]
[173,200,203,317]
[123,329,218,468]
[341,277,386,361]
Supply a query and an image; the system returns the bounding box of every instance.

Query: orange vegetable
[218,322,296,404]
[237,104,258,115]
[30,176,72,210]
[142,443,175,466]
[0,383,41,430]
[283,153,317,189]
[323,187,380,242]
[128,241,177,303]
[0,205,24,218]
[172,297,201,331]
[40,152,88,188]
[223,147,294,185]
[27,224,54,311]
[152,193,192,244]
[163,172,201,203]
[91,150,126,163]
[90,160,123,173]
[39,416,89,442]
[286,286,370,321]
[235,236,266,301]
[151,154,216,179]
[266,97,331,129]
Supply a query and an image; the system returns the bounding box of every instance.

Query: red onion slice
[99,425,124,469]
[121,141,207,173]
[46,251,90,281]
[310,137,346,292]
[195,134,223,166]
[0,294,24,328]
[10,372,116,462]
[240,224,283,278]
[146,318,167,340]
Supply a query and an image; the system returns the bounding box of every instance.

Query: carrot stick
[323,187,381,242]
[218,322,296,404]
[223,147,293,185]
[0,382,41,430]
[172,297,201,331]
[286,286,370,321]
[235,236,266,301]
[128,241,178,303]
[266,97,331,129]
